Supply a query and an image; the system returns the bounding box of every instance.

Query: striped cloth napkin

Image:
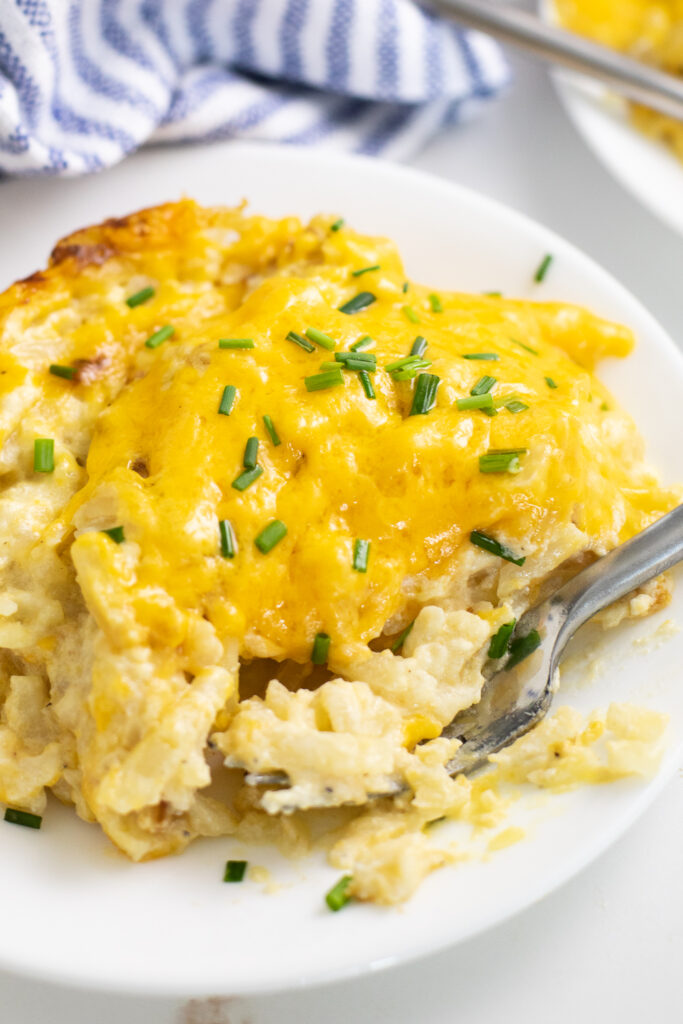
[0,0,509,177]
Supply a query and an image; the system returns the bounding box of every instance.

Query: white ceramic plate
[541,0,683,236]
[0,143,682,998]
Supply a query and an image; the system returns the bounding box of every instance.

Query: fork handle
[426,0,683,122]
[552,503,683,652]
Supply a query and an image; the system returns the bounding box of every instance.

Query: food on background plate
[556,0,683,161]
[0,200,676,905]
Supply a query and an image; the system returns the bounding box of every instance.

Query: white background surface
[1,23,682,1024]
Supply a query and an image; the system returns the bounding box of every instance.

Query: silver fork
[246,503,683,796]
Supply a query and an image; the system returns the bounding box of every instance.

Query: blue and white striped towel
[0,0,509,177]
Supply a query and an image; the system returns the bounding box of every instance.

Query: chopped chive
[601,401,609,411]
[352,264,380,277]
[305,327,337,351]
[482,407,499,418]
[311,632,331,665]
[335,351,376,365]
[125,286,155,308]
[219,519,235,558]
[145,324,174,349]
[359,369,376,399]
[102,526,125,544]
[510,337,539,356]
[545,376,558,389]
[33,438,54,473]
[479,452,522,474]
[350,335,374,352]
[402,281,410,293]
[470,375,497,397]
[339,292,376,315]
[534,253,553,283]
[49,364,77,380]
[243,436,259,469]
[4,808,42,829]
[488,619,517,659]
[487,447,529,455]
[223,860,248,883]
[326,874,353,912]
[353,538,370,573]
[409,372,440,415]
[483,291,502,297]
[232,466,263,492]
[385,354,424,372]
[320,361,341,371]
[255,519,287,554]
[506,629,542,670]
[286,330,315,353]
[428,293,443,313]
[305,369,344,392]
[218,385,237,416]
[470,529,525,566]
[391,620,415,653]
[392,362,432,382]
[219,338,255,349]
[456,394,494,411]
[263,414,281,446]
[463,353,499,361]
[410,336,428,357]
[505,400,529,414]
[402,305,420,324]
[330,217,345,232]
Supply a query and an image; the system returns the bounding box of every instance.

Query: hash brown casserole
[0,200,676,903]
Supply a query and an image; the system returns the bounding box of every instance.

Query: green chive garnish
[410,336,428,357]
[385,354,426,373]
[601,401,609,411]
[545,376,558,389]
[243,437,259,469]
[534,254,553,283]
[255,520,287,554]
[510,338,539,356]
[330,218,345,232]
[353,539,370,573]
[470,375,497,397]
[232,466,263,492]
[352,264,380,277]
[479,452,523,474]
[305,369,344,392]
[339,292,376,315]
[334,352,377,371]
[145,324,174,349]
[286,330,315,353]
[263,415,281,446]
[456,394,494,411]
[402,281,410,293]
[470,530,525,566]
[326,875,353,912]
[506,629,542,670]
[126,286,155,308]
[311,632,331,665]
[218,385,237,416]
[305,327,337,351]
[391,620,415,653]
[483,291,502,297]
[320,361,341,371]
[463,353,499,361]
[219,338,255,349]
[488,619,517,659]
[49,364,77,380]
[410,373,440,415]
[505,400,529,414]
[102,526,125,544]
[359,369,376,399]
[33,438,54,473]
[223,860,248,883]
[402,305,420,324]
[4,808,42,829]
[428,293,443,313]
[350,335,374,352]
[219,519,235,558]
